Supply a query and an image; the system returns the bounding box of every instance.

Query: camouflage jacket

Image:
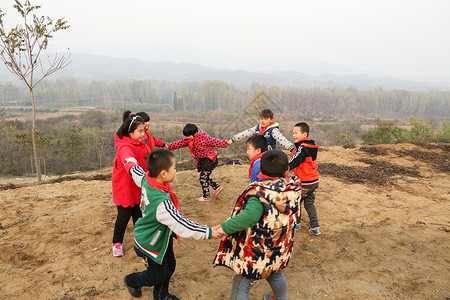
[213,176,302,279]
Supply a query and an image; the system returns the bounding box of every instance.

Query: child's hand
[228,139,233,145]
[211,225,226,239]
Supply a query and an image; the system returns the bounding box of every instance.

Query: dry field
[0,143,449,299]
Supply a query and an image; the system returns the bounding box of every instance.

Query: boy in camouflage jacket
[213,150,302,300]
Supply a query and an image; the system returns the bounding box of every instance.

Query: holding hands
[211,224,226,239]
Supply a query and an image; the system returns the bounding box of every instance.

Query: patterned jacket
[167,130,228,162]
[213,176,302,279]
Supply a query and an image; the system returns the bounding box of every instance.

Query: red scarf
[249,152,264,180]
[145,129,156,152]
[258,121,275,135]
[146,174,182,246]
[188,134,198,157]
[145,174,181,210]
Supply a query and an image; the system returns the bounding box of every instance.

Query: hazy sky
[2,0,450,80]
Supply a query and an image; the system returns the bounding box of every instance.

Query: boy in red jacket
[288,122,321,235]
[167,124,228,202]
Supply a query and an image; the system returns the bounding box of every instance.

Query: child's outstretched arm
[129,165,146,188]
[206,135,229,148]
[219,196,263,235]
[288,145,307,170]
[166,138,189,151]
[154,136,166,148]
[230,125,258,144]
[156,199,213,240]
[118,145,142,178]
[271,128,295,152]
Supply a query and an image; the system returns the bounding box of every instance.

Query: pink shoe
[196,197,210,202]
[112,242,124,257]
[213,186,223,197]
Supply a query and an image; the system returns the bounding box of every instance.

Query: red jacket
[142,129,165,154]
[289,137,319,185]
[167,130,228,162]
[112,133,148,207]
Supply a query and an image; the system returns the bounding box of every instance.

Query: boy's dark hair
[147,148,175,177]
[117,111,145,139]
[246,135,268,152]
[260,109,274,119]
[136,112,150,122]
[183,123,198,137]
[260,150,288,177]
[295,122,310,137]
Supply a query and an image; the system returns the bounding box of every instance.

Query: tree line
[0,108,448,177]
[1,79,449,120]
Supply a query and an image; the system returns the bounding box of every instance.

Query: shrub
[361,122,407,144]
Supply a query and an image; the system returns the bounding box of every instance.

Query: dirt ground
[0,143,449,300]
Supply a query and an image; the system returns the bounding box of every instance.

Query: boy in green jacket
[124,149,221,300]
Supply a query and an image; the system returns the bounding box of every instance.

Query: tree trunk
[30,153,34,174]
[30,88,42,182]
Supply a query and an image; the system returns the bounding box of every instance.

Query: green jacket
[131,167,212,264]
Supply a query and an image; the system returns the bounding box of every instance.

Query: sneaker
[308,227,322,235]
[124,277,142,298]
[112,242,124,257]
[212,186,223,197]
[196,197,210,202]
[294,224,300,230]
[264,292,274,300]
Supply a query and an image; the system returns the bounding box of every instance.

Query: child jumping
[167,123,228,202]
[289,122,321,235]
[214,150,302,300]
[246,135,268,182]
[124,149,221,299]
[229,109,294,152]
[111,111,147,257]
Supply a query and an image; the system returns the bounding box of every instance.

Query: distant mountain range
[0,53,449,92]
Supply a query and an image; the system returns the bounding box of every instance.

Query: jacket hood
[255,176,302,215]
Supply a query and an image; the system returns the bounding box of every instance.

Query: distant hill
[0,53,449,91]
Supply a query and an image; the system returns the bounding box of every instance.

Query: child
[167,123,228,202]
[111,111,147,257]
[288,122,321,235]
[136,111,166,153]
[213,150,302,300]
[229,109,294,152]
[246,135,268,183]
[124,149,220,299]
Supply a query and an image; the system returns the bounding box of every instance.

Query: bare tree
[0,0,71,181]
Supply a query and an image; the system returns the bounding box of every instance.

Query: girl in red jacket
[135,111,166,153]
[167,123,228,202]
[111,111,147,257]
